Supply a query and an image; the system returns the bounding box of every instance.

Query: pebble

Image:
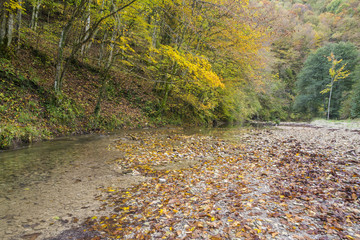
[33,226,44,231]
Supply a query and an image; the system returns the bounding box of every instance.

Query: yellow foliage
[3,0,24,12]
[159,45,224,89]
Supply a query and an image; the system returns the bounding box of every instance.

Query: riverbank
[1,124,359,239]
[0,48,157,150]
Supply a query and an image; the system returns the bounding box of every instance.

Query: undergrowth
[0,53,153,149]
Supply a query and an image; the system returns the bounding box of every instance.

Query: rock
[21,232,42,240]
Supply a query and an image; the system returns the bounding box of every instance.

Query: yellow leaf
[254,228,261,233]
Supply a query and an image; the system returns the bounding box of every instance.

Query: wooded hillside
[0,0,359,148]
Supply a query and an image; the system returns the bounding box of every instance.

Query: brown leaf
[352,193,357,201]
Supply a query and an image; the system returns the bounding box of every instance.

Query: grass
[311,118,360,129]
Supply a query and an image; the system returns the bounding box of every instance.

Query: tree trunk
[98,30,108,66]
[54,0,87,93]
[15,0,22,49]
[0,10,14,48]
[80,3,91,56]
[93,73,109,116]
[54,0,137,93]
[326,78,334,120]
[0,11,6,46]
[85,0,106,54]
[160,62,177,112]
[94,15,119,116]
[30,0,41,31]
[54,22,72,93]
[6,11,13,47]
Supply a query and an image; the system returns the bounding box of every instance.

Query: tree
[0,0,22,50]
[320,52,350,119]
[294,42,359,119]
[136,0,271,122]
[30,0,42,31]
[54,0,138,93]
[349,65,360,118]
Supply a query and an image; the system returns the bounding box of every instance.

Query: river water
[0,126,255,240]
[0,128,204,239]
[0,130,133,240]
[0,134,107,194]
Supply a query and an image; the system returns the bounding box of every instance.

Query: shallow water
[0,125,251,194]
[0,130,133,240]
[0,134,112,195]
[0,126,256,239]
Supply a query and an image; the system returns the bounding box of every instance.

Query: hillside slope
[1,0,276,149]
[0,30,156,149]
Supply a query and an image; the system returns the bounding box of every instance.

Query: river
[0,127,225,240]
[1,125,359,239]
[0,129,140,240]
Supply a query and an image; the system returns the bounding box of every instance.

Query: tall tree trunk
[54,0,87,93]
[80,3,91,56]
[93,71,110,116]
[98,30,108,66]
[30,0,41,31]
[326,78,334,120]
[160,62,177,112]
[54,21,74,93]
[85,0,106,55]
[94,16,119,116]
[0,11,6,46]
[0,10,15,48]
[6,11,13,47]
[54,0,137,93]
[15,0,22,49]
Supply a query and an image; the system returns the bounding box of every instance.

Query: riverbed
[1,125,359,239]
[0,129,150,240]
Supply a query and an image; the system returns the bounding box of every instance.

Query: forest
[0,0,360,148]
[1,1,360,239]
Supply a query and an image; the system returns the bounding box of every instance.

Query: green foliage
[0,123,50,149]
[294,42,359,119]
[0,58,16,76]
[326,0,347,13]
[349,65,360,118]
[248,72,288,121]
[46,95,83,127]
[338,91,352,119]
[10,0,360,151]
[214,84,261,123]
[87,112,132,131]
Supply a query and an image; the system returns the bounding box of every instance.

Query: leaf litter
[80,126,360,239]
